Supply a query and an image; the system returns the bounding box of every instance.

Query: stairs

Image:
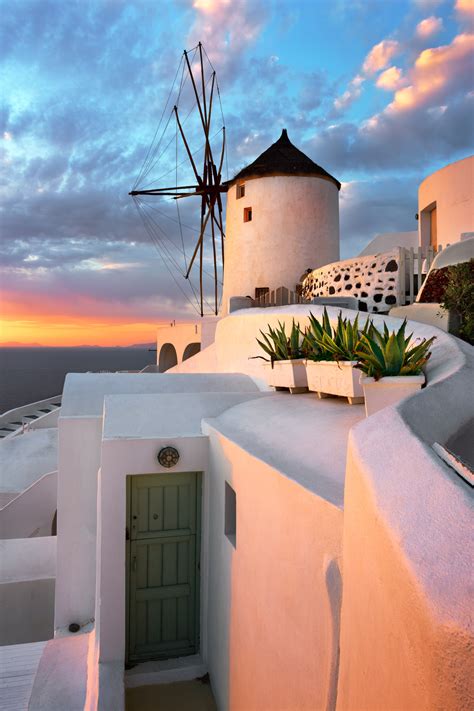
[0,398,61,439]
[0,641,47,710]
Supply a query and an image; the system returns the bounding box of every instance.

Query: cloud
[362,39,401,75]
[333,75,365,113]
[388,32,474,112]
[333,39,400,113]
[416,15,443,38]
[412,0,443,9]
[455,0,474,18]
[339,177,418,257]
[308,90,474,173]
[186,0,270,83]
[376,66,404,91]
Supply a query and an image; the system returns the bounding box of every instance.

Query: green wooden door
[126,472,201,663]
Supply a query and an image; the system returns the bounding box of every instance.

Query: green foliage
[305,308,370,362]
[440,259,474,345]
[255,320,306,364]
[355,319,435,379]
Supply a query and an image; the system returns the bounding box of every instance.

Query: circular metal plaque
[157,446,180,469]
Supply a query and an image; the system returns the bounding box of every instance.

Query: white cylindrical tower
[221,129,340,314]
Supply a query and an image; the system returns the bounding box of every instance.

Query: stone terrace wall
[301,250,401,313]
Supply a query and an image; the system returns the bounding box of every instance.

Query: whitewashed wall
[0,537,56,645]
[301,250,401,312]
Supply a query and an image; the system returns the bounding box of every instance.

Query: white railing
[398,245,444,305]
[254,286,306,307]
[0,471,57,539]
[0,395,61,438]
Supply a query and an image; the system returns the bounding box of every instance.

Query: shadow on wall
[183,343,201,362]
[159,343,178,372]
[326,558,342,711]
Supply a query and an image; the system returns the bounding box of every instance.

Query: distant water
[0,348,156,414]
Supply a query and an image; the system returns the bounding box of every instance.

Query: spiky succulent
[355,319,435,380]
[305,308,371,362]
[255,320,305,365]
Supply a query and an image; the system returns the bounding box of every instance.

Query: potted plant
[305,309,368,404]
[355,320,435,416]
[255,320,308,393]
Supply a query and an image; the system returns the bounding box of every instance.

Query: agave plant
[255,320,305,365]
[305,308,371,362]
[355,319,435,380]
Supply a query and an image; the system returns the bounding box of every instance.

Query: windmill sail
[130,43,228,316]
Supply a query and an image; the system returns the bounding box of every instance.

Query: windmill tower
[221,129,341,314]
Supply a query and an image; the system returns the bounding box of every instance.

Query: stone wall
[301,250,400,313]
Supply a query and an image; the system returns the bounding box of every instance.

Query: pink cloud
[388,32,474,112]
[455,0,474,17]
[362,39,401,75]
[376,66,404,91]
[187,0,268,80]
[416,16,443,38]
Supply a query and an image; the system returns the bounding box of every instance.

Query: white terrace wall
[202,424,343,711]
[206,306,473,711]
[156,318,219,372]
[0,470,57,539]
[0,537,56,645]
[338,335,474,711]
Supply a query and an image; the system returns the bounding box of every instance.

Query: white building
[0,150,473,711]
[221,129,340,314]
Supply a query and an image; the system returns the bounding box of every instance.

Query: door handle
[132,555,137,572]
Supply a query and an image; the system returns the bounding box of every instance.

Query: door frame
[125,471,202,666]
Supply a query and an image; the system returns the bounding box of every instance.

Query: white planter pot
[263,359,308,393]
[306,360,364,405]
[361,374,425,417]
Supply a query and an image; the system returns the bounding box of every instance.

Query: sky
[1,0,473,346]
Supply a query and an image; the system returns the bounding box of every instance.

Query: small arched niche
[159,343,178,372]
[182,342,201,362]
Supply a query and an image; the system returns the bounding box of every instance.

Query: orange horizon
[0,317,160,347]
[0,291,185,347]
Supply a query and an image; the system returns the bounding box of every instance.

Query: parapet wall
[212,305,474,710]
[301,250,401,312]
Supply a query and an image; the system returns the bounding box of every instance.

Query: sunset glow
[1,0,473,346]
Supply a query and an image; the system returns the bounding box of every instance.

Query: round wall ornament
[157,446,180,468]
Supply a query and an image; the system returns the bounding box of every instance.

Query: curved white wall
[419,155,474,249]
[221,175,340,314]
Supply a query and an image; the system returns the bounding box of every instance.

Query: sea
[0,347,156,414]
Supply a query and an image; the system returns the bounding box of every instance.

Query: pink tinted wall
[206,428,343,711]
[337,434,473,711]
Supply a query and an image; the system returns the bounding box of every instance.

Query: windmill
[130,43,228,316]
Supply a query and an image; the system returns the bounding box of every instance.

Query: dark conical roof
[228,129,341,190]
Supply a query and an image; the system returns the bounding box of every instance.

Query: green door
[126,472,201,663]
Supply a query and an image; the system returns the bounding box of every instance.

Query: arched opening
[182,342,201,362]
[158,343,178,372]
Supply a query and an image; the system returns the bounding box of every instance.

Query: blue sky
[1,0,473,343]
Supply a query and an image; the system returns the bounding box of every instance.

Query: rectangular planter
[361,374,425,417]
[306,360,364,405]
[263,359,308,393]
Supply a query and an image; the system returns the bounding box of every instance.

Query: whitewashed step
[0,641,46,710]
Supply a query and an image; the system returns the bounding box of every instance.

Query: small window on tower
[236,183,245,199]
[244,207,252,222]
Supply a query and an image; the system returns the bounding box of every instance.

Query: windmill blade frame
[130,42,228,316]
